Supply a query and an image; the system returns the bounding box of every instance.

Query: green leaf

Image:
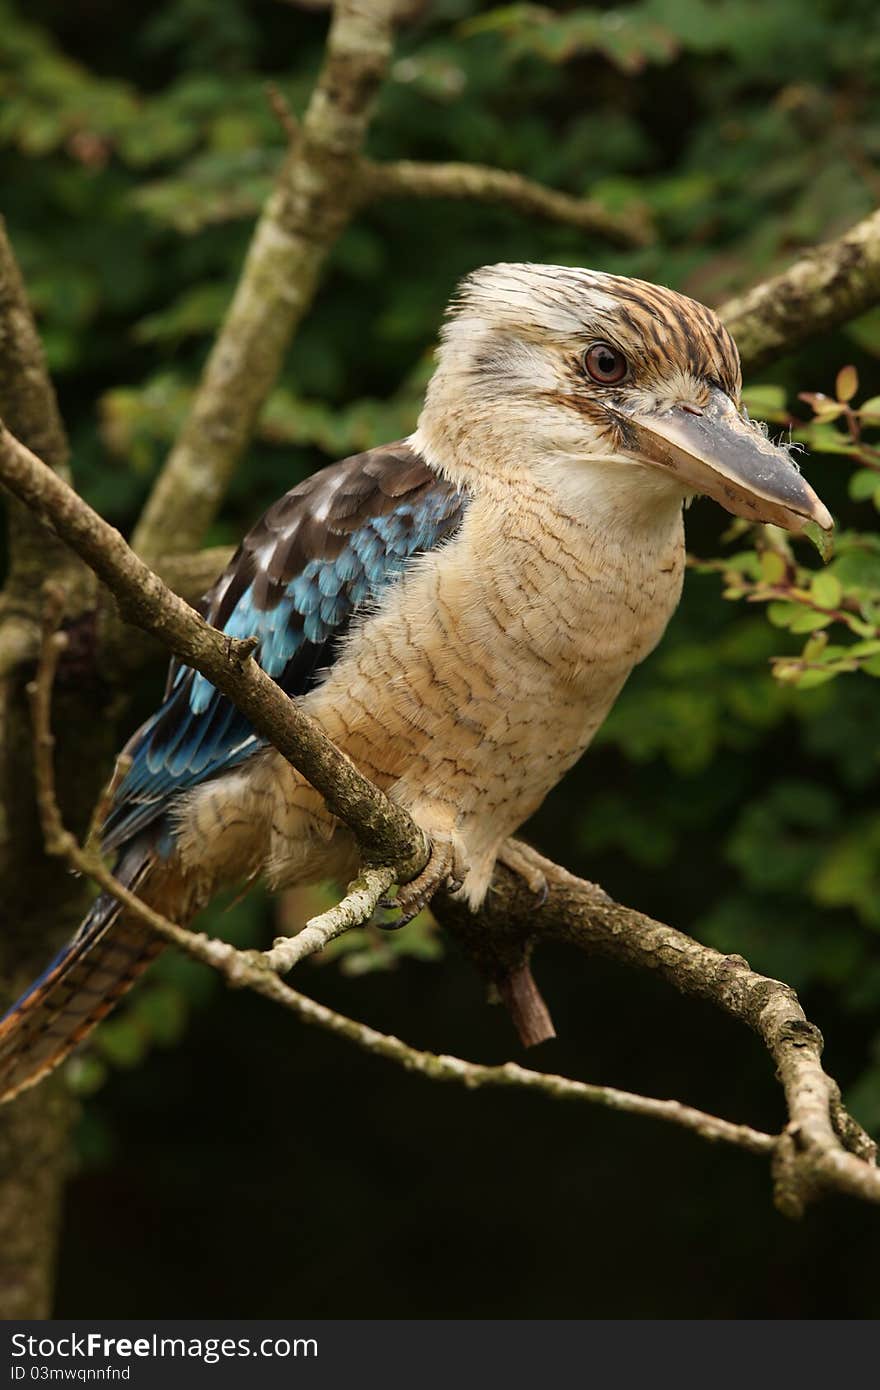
[793,667,838,689]
[759,550,786,584]
[835,364,859,403]
[810,572,842,609]
[789,608,834,633]
[801,632,828,662]
[767,601,798,628]
[134,985,187,1046]
[849,469,880,502]
[833,538,880,584]
[847,307,880,357]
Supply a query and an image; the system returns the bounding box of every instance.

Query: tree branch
[0,223,94,620]
[720,207,880,375]
[262,864,396,972]
[0,219,69,481]
[356,159,651,248]
[434,844,880,1215]
[127,3,648,567]
[0,218,85,664]
[5,418,880,1212]
[131,0,399,564]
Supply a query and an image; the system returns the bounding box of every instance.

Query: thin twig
[262,864,396,973]
[357,159,651,248]
[265,83,299,143]
[26,589,70,857]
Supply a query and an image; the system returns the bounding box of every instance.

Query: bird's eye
[583,341,628,385]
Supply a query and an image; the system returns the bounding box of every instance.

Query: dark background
[1,0,879,1317]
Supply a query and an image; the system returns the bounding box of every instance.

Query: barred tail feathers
[0,841,163,1103]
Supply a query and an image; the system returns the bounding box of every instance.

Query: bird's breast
[466,491,686,685]
[304,488,684,795]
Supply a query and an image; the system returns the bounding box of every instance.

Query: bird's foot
[379,835,468,929]
[496,839,549,906]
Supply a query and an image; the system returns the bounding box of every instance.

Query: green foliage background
[2,0,880,1317]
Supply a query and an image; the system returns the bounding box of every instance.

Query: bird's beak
[612,388,832,535]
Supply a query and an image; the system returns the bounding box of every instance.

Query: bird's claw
[530,875,549,908]
[377,837,467,929]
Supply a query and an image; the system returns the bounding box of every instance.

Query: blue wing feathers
[101,443,466,855]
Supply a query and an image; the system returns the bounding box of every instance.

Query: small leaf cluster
[699,371,880,690]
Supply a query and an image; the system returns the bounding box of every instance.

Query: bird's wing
[102,442,466,852]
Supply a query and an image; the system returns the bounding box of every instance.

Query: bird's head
[415,262,831,536]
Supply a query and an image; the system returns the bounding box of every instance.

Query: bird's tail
[0,839,164,1104]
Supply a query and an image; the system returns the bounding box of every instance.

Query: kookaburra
[0,263,831,1102]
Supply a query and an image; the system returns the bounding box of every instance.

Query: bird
[0,262,831,1103]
